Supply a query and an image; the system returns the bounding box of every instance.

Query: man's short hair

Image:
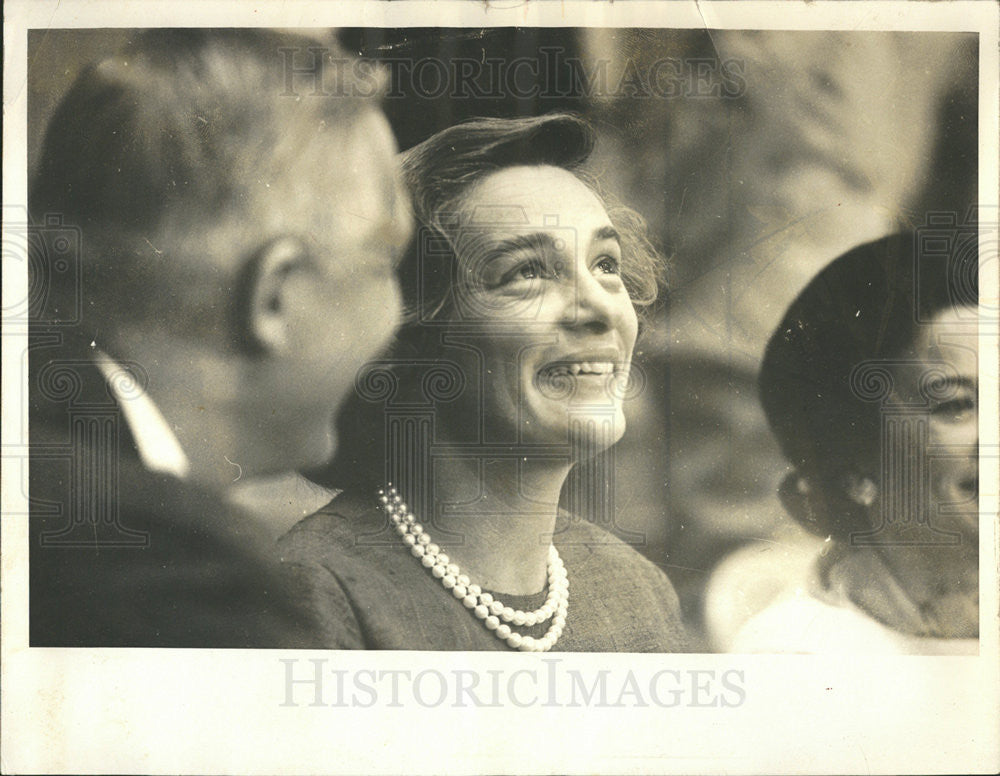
[31,29,382,337]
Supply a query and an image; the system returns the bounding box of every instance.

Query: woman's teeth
[545,362,616,376]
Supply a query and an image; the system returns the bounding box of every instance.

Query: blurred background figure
[706,233,978,653]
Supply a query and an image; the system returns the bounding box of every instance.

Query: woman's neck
[407,454,573,596]
[829,543,979,639]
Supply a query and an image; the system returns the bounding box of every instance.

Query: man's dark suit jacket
[28,332,324,647]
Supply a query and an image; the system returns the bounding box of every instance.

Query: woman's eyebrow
[482,232,560,258]
[481,226,620,260]
[592,225,621,245]
[929,376,977,392]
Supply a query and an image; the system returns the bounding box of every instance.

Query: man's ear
[234,236,310,356]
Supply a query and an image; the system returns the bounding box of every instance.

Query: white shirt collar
[93,350,191,480]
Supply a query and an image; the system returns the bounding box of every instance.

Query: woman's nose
[560,266,616,331]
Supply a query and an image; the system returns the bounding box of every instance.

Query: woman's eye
[498,259,549,285]
[518,261,543,280]
[595,255,621,275]
[931,397,975,422]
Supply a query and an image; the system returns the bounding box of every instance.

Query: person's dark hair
[396,113,665,329]
[759,231,978,539]
[30,29,383,339]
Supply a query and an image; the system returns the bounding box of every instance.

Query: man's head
[31,30,412,485]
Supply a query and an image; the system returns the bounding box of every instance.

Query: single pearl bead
[447,564,460,577]
[474,604,489,619]
[457,575,470,588]
[512,612,527,627]
[403,534,417,546]
[462,595,478,609]
[500,607,515,622]
[506,633,523,649]
[442,574,456,588]
[437,553,449,567]
[524,612,538,627]
[484,616,499,630]
[399,502,407,512]
[540,604,554,618]
[554,614,566,628]
[422,554,437,568]
[404,514,415,525]
[426,543,440,556]
[537,637,552,652]
[519,637,536,652]
[411,545,426,558]
[467,584,482,597]
[395,524,408,536]
[489,601,504,616]
[496,624,511,640]
[410,523,423,535]
[432,564,447,578]
[452,584,467,598]
[479,592,494,606]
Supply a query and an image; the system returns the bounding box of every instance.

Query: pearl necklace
[378,485,569,652]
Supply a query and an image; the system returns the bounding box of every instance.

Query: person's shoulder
[278,490,384,564]
[554,511,664,573]
[554,512,680,594]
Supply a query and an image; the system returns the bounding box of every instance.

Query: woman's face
[884,305,978,537]
[874,304,978,625]
[443,165,640,451]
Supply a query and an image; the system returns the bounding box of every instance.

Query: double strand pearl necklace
[378,485,569,652]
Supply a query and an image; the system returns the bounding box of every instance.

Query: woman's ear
[842,473,878,508]
[233,236,310,356]
[778,470,816,526]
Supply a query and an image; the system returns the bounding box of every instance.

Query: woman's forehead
[458,164,608,226]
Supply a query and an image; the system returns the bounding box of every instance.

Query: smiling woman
[281,114,690,652]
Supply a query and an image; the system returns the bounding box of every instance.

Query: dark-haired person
[29,30,411,646]
[281,114,691,651]
[704,233,978,653]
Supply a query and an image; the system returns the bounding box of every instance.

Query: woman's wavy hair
[396,113,665,335]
